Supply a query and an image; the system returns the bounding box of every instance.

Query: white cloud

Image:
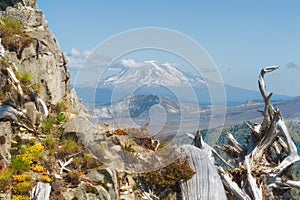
[65,48,86,69]
[120,59,143,68]
[69,48,81,57]
[66,48,111,69]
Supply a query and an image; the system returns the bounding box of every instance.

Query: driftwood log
[217,66,300,199]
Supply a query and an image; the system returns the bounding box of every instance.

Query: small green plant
[82,153,96,167]
[21,72,31,82]
[11,157,31,174]
[39,118,55,134]
[12,67,21,81]
[19,71,32,91]
[43,134,58,155]
[124,141,136,152]
[32,82,42,94]
[56,112,66,123]
[19,144,44,163]
[0,57,10,68]
[11,144,44,174]
[43,134,57,149]
[0,168,13,191]
[59,138,83,156]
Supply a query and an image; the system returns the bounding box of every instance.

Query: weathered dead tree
[218,66,300,199]
[181,133,227,200]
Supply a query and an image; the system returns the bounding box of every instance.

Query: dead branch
[245,156,262,199]
[58,158,73,174]
[219,167,251,200]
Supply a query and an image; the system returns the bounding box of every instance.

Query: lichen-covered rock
[84,170,105,184]
[63,117,96,147]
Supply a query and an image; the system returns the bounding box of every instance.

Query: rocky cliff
[1,0,70,105]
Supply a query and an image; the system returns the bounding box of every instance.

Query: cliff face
[0,0,70,105]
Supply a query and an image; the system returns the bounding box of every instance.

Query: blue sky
[38,1,300,96]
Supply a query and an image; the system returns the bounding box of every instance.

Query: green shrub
[11,157,31,174]
[0,168,13,191]
[43,134,57,149]
[11,144,44,174]
[59,138,83,156]
[141,156,195,195]
[0,15,32,54]
[39,118,55,134]
[32,82,42,94]
[20,72,32,84]
[0,14,22,35]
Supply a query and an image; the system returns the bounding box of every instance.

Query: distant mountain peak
[100,60,203,88]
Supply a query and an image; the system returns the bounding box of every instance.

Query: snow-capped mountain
[100,60,205,88]
[74,60,291,105]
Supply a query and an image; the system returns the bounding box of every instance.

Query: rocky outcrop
[0,0,37,11]
[1,0,70,105]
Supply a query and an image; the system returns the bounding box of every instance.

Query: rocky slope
[0,1,201,200]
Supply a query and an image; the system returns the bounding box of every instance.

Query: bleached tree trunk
[180,141,227,199]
